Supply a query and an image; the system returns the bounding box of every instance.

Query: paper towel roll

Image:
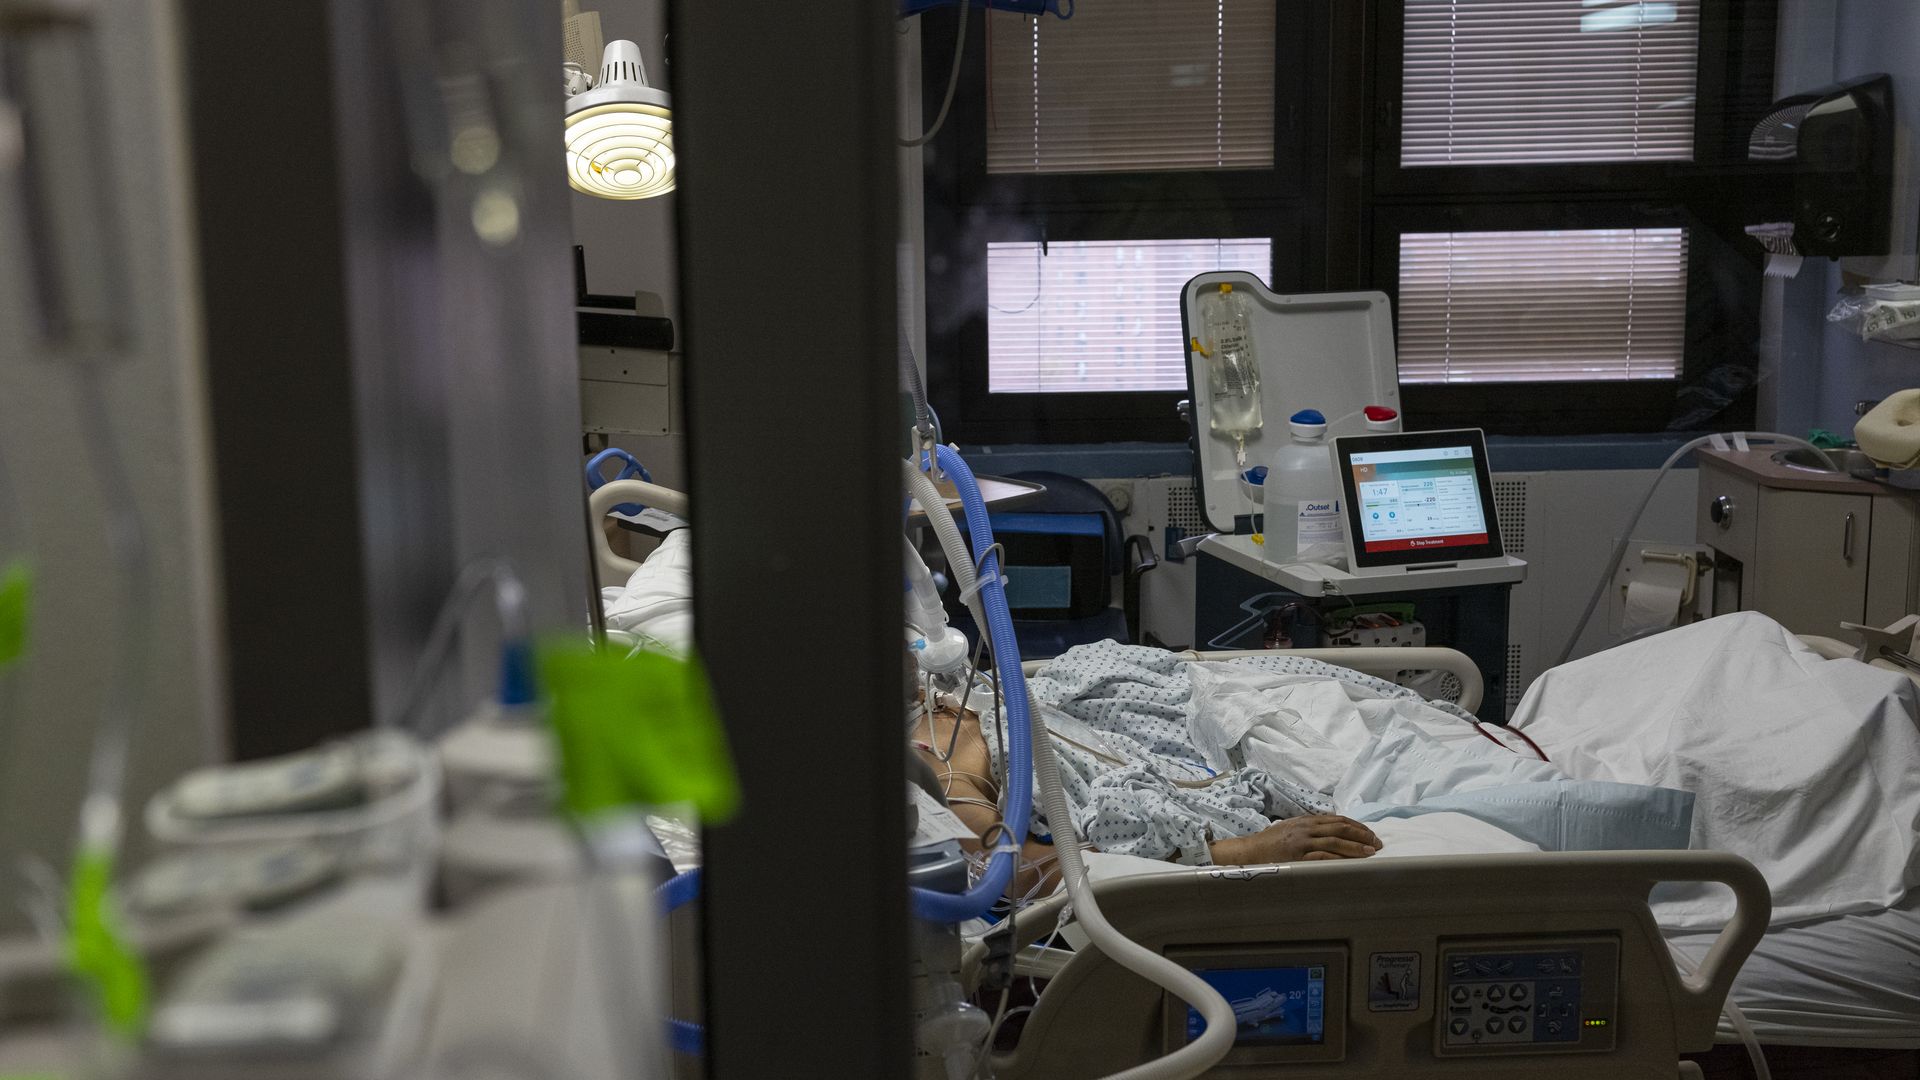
[1621,563,1688,637]
[1763,253,1803,279]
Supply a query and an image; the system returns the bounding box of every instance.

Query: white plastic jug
[1264,409,1342,564]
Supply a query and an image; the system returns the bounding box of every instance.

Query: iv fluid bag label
[1298,500,1342,545]
[1218,355,1257,396]
[1211,327,1252,356]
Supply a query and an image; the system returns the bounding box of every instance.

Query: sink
[1771,447,1881,477]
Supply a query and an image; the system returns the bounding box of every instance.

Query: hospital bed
[587,477,690,588]
[989,850,1768,1079]
[978,639,1920,1079]
[587,472,1920,1076]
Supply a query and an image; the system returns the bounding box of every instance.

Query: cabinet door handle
[1842,512,1856,564]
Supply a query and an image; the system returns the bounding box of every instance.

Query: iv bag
[1199,285,1262,440]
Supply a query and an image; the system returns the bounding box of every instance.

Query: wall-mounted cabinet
[1696,450,1918,635]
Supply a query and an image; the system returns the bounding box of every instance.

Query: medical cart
[1193,534,1524,712]
[1179,277,1527,714]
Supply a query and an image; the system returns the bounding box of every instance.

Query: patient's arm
[1208,816,1381,863]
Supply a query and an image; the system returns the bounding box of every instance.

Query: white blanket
[1188,664,1561,804]
[1023,643,1693,865]
[1186,662,1695,854]
[1511,612,1920,929]
[600,529,693,654]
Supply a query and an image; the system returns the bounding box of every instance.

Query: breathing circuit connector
[977,915,1018,992]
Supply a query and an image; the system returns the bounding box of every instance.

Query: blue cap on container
[1243,465,1269,485]
[1290,409,1326,425]
[498,639,539,706]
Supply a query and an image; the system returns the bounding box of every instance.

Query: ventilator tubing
[912,447,1236,1074]
[904,536,969,678]
[905,445,1034,924]
[1031,701,1235,1080]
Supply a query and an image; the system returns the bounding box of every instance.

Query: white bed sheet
[1081,810,1544,883]
[1063,813,1542,951]
[1512,613,1920,1045]
[1510,612,1920,931]
[1667,889,1920,1048]
[600,528,693,653]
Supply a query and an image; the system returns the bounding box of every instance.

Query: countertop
[1696,448,1900,497]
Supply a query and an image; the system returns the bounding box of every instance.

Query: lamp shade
[565,40,674,200]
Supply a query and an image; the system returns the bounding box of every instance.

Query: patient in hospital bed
[918,612,1918,937]
[912,700,1385,900]
[910,632,1713,907]
[604,531,1916,932]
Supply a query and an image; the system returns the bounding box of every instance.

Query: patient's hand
[1209,815,1382,865]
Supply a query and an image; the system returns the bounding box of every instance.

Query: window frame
[921,0,1782,443]
[922,2,1332,444]
[1371,200,1728,434]
[1371,0,1774,197]
[1366,0,1779,435]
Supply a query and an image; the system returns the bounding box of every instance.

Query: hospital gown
[985,643,1462,865]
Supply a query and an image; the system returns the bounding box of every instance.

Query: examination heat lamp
[564,39,674,200]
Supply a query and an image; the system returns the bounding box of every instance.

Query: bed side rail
[1021,646,1485,715]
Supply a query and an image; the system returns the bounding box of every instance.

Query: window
[986,1,1276,174]
[1374,0,1776,432]
[1401,0,1702,166]
[922,0,1311,443]
[987,238,1271,393]
[1397,228,1688,383]
[925,1,1776,441]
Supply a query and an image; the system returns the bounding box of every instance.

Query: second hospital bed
[990,633,1920,1078]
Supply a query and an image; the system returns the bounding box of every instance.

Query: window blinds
[1402,0,1701,166]
[987,238,1271,393]
[1396,228,1688,383]
[986,0,1275,174]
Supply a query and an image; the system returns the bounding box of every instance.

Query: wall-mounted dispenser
[1749,74,1895,257]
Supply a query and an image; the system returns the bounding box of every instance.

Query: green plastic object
[1807,429,1849,450]
[538,642,740,822]
[0,560,30,669]
[67,848,148,1037]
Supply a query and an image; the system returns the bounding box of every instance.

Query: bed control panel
[1434,937,1619,1056]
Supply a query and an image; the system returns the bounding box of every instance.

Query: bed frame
[992,851,1769,1080]
[587,477,690,588]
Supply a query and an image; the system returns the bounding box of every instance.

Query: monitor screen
[1186,965,1328,1047]
[1347,444,1490,555]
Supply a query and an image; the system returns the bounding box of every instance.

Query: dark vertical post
[672,1,909,1076]
[1324,0,1373,290]
[180,0,586,757]
[179,1,374,757]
